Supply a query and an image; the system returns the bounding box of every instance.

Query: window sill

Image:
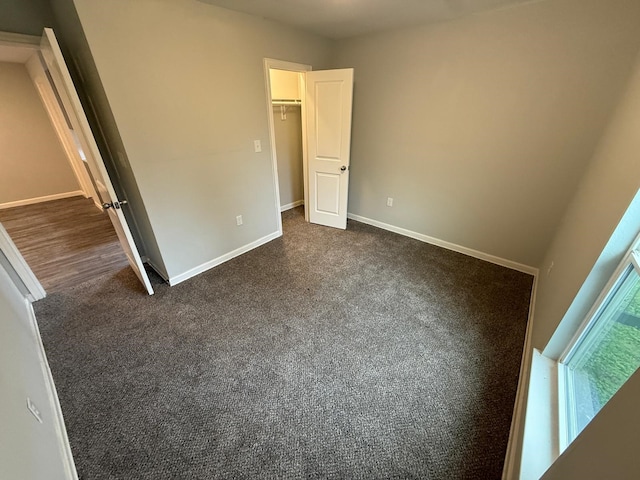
[519,349,560,479]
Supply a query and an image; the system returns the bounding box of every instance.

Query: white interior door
[305,68,354,229]
[25,53,99,206]
[40,28,154,295]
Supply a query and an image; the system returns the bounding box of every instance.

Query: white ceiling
[197,0,542,39]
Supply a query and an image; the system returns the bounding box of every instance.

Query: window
[559,250,640,446]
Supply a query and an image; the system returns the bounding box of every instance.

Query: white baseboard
[280,200,304,212]
[0,190,84,210]
[169,230,282,286]
[347,213,539,276]
[502,275,539,479]
[27,299,78,479]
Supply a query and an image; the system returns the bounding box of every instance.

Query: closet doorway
[265,59,354,233]
[265,60,311,233]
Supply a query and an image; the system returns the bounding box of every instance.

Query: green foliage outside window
[582,283,640,407]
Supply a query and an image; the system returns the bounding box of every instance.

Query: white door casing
[40,28,154,295]
[305,68,354,230]
[264,58,312,230]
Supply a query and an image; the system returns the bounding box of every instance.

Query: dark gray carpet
[35,207,533,479]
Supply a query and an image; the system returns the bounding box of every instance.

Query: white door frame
[263,58,312,233]
[0,223,46,301]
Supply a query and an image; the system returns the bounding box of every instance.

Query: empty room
[2,0,640,479]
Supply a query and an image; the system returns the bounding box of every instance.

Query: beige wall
[71,0,333,280]
[0,61,79,205]
[270,69,300,101]
[332,0,640,267]
[273,107,304,208]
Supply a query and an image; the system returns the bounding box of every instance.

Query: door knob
[102,200,128,210]
[340,165,347,172]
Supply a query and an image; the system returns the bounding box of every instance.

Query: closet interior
[270,69,304,212]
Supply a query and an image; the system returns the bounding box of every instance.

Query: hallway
[0,196,129,292]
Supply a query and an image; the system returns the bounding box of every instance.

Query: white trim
[168,230,282,286]
[502,274,538,479]
[0,191,84,210]
[347,213,539,275]
[559,250,640,363]
[518,349,559,480]
[27,298,78,479]
[280,200,304,212]
[0,223,46,301]
[557,362,569,453]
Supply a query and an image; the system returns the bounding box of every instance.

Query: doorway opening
[271,69,305,214]
[0,30,153,296]
[264,59,311,235]
[0,43,126,293]
[264,59,355,234]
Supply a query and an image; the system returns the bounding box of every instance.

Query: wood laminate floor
[0,196,130,293]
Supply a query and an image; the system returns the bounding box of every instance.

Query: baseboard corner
[168,230,282,286]
[280,200,304,212]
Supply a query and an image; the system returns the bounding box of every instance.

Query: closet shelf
[272,99,301,106]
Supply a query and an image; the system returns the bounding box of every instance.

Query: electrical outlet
[236,215,243,226]
[387,197,394,207]
[27,397,43,424]
[254,140,262,153]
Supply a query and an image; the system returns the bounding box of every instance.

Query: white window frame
[557,244,640,451]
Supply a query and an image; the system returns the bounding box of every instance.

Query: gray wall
[49,0,168,277]
[0,61,80,205]
[273,107,304,208]
[332,0,640,267]
[71,0,333,280]
[510,50,640,478]
[2,0,639,477]
[0,262,74,479]
[533,50,640,351]
[0,0,55,35]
